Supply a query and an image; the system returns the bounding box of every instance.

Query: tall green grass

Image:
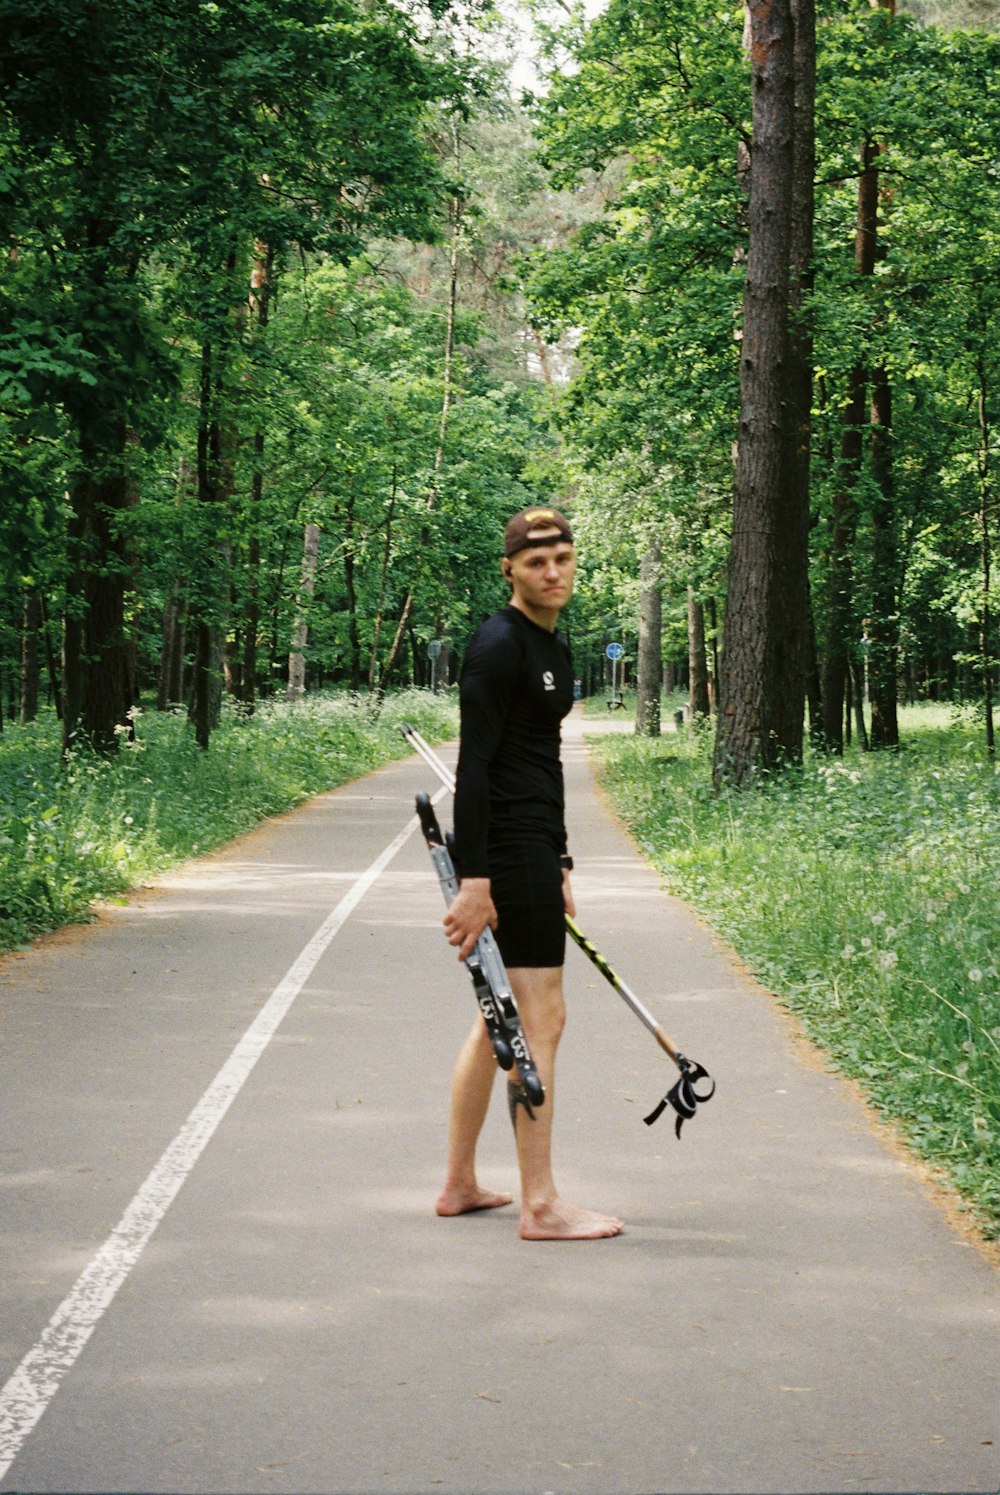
[0,690,458,952]
[590,703,1000,1240]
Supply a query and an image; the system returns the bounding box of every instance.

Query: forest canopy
[2,0,1000,770]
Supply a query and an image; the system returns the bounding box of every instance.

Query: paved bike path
[0,712,997,1494]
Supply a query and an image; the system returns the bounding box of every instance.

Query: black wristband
[559,855,574,871]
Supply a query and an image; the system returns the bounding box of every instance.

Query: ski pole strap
[644,1054,716,1138]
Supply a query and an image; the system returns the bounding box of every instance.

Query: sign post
[605,641,624,710]
[427,638,443,692]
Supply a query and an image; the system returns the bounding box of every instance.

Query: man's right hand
[443,877,498,962]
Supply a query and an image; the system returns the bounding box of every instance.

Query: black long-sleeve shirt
[452,606,574,878]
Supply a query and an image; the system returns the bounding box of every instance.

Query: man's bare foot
[436,1184,514,1217]
[519,1199,624,1241]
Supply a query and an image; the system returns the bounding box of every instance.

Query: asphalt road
[1,709,998,1495]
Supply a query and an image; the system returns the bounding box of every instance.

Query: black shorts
[489,834,566,969]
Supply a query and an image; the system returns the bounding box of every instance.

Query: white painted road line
[0,799,437,1481]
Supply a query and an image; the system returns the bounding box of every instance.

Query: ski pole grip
[415,793,443,847]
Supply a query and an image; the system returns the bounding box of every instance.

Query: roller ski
[415,793,545,1116]
[403,724,715,1139]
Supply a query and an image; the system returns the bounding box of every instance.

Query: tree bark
[868,367,899,748]
[38,593,62,719]
[61,415,135,754]
[715,0,807,785]
[19,584,40,725]
[189,335,235,749]
[770,0,815,754]
[688,589,711,719]
[343,500,363,694]
[288,522,320,703]
[821,366,865,750]
[976,351,996,756]
[158,588,186,709]
[242,241,273,716]
[635,540,662,737]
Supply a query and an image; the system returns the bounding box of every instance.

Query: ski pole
[562,915,715,1132]
[414,791,545,1113]
[401,722,716,1136]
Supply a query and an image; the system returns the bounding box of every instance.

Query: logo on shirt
[542,670,555,692]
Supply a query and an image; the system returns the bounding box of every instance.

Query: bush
[0,689,458,951]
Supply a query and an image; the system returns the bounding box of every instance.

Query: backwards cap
[503,506,574,559]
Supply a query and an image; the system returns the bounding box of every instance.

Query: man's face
[504,529,577,615]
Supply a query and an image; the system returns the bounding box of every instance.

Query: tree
[1,0,466,751]
[714,0,815,786]
[635,539,662,737]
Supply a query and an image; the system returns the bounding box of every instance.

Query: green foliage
[527,0,1000,729]
[0,690,458,950]
[591,704,1000,1237]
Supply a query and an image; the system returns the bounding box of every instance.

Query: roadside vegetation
[4,685,998,1238]
[588,702,1000,1241]
[0,691,459,954]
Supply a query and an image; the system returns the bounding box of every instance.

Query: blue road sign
[606,642,624,661]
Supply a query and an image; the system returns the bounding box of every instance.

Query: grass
[0,689,459,953]
[588,700,1000,1240]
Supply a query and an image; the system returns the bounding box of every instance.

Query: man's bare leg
[435,1015,514,1216]
[508,966,624,1241]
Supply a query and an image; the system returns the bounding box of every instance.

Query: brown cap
[503,505,574,558]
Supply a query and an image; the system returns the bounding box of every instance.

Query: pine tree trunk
[771,0,815,754]
[715,0,801,786]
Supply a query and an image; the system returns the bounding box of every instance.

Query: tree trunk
[868,367,899,749]
[61,416,134,754]
[288,522,320,703]
[849,656,869,751]
[189,336,235,750]
[706,595,720,712]
[368,466,398,690]
[38,593,62,719]
[158,589,184,709]
[715,0,805,786]
[688,589,711,719]
[821,366,865,751]
[19,584,40,725]
[635,540,662,737]
[804,582,823,744]
[770,0,815,753]
[340,484,363,692]
[242,242,273,716]
[976,352,996,756]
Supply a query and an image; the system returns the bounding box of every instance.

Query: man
[434,505,624,1241]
